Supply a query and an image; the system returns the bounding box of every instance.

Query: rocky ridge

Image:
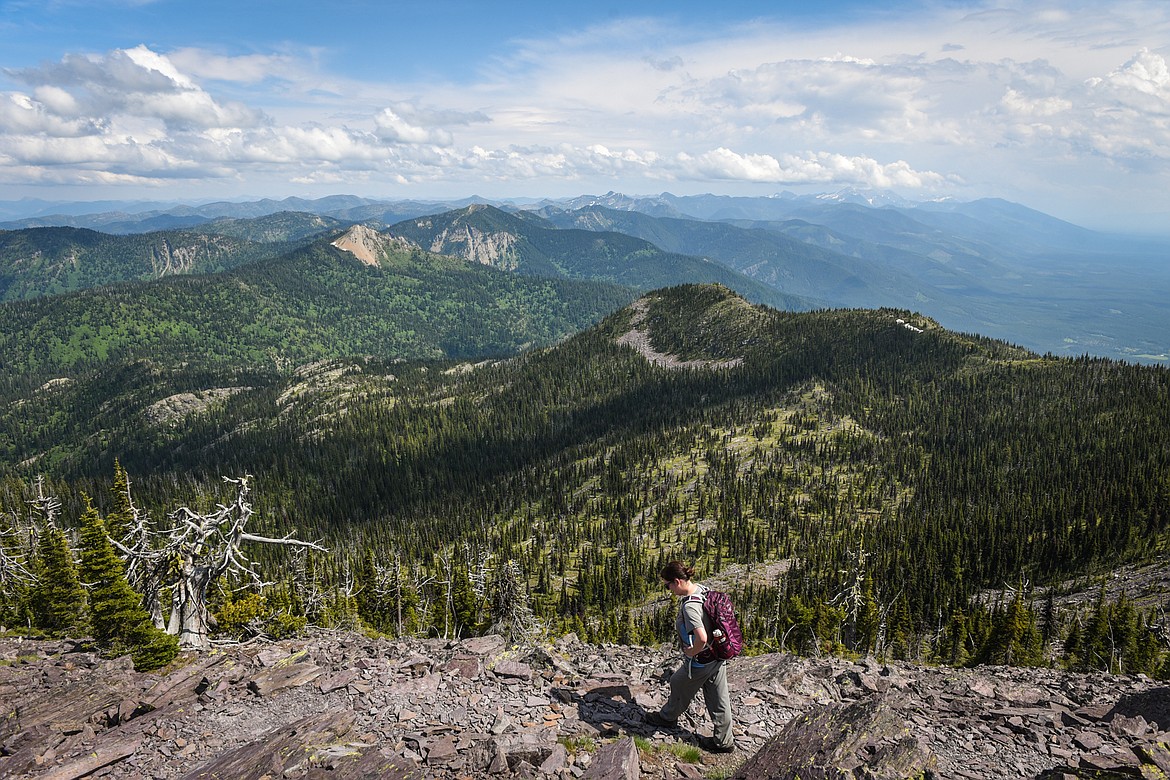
[330,225,415,267]
[616,298,744,371]
[148,236,236,277]
[3,632,1170,780]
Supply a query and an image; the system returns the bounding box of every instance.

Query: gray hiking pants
[660,658,733,748]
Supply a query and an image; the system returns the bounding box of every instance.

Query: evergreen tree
[105,460,135,544]
[935,608,969,666]
[489,560,540,644]
[855,577,880,656]
[0,511,33,629]
[1073,582,1114,672]
[1040,592,1058,646]
[29,525,87,637]
[1130,609,1163,678]
[354,551,387,632]
[974,589,1044,667]
[76,496,178,671]
[887,595,914,661]
[451,562,480,638]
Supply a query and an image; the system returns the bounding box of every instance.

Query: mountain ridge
[389,204,814,311]
[4,190,1167,362]
[0,233,635,381]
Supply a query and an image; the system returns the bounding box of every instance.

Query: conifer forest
[1,232,1168,680]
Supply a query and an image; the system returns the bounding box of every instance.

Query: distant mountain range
[388,204,811,311]
[0,227,634,382]
[1,190,1167,363]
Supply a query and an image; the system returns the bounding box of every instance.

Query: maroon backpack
[690,589,743,662]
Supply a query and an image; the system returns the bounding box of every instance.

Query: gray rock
[580,736,640,780]
[10,633,1170,780]
[730,693,935,780]
[463,635,508,657]
[539,742,569,775]
[494,660,534,680]
[1073,729,1104,751]
[245,662,322,696]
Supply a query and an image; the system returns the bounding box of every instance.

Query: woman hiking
[645,561,734,753]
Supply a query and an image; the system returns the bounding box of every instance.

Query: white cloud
[374,108,454,146]
[675,148,946,188]
[0,92,100,136]
[32,85,79,116]
[7,45,266,131]
[167,48,300,84]
[2,2,1170,225]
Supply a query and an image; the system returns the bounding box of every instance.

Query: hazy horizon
[2,2,1170,233]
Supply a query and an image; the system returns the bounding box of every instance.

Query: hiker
[645,561,734,753]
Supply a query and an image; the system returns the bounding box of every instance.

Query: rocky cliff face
[425,224,521,270]
[148,235,238,277]
[2,633,1169,780]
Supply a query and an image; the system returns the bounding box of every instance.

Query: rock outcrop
[3,633,1170,779]
[331,224,414,267]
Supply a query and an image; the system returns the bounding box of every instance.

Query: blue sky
[2,0,1169,230]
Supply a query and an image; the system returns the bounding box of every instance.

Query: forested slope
[0,236,633,382]
[2,284,1166,673]
[0,226,295,300]
[390,204,813,311]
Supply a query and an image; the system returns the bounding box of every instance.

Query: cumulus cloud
[375,108,453,146]
[0,93,102,137]
[3,1,1170,217]
[167,48,300,84]
[0,45,390,186]
[985,48,1170,165]
[374,102,489,147]
[675,148,946,188]
[6,45,266,131]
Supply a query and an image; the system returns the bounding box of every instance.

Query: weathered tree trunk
[105,475,325,651]
[170,561,214,650]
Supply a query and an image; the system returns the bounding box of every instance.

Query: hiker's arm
[684,625,708,657]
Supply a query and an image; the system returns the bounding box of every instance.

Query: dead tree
[375,549,430,637]
[289,547,328,625]
[28,476,60,539]
[107,471,169,629]
[156,476,326,649]
[0,515,33,594]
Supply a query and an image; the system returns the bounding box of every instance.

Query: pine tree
[0,511,33,629]
[1075,582,1113,672]
[76,496,178,672]
[106,460,135,544]
[354,551,386,632]
[451,563,480,638]
[855,576,880,656]
[29,525,87,637]
[489,560,540,644]
[888,595,914,661]
[975,589,1044,667]
[935,608,969,666]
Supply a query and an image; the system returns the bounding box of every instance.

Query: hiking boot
[699,735,735,753]
[645,711,676,728]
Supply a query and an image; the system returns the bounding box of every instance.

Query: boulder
[580,736,640,780]
[730,693,935,780]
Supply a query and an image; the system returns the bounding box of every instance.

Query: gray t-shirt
[676,583,709,667]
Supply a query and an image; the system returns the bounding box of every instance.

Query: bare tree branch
[117,474,328,650]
